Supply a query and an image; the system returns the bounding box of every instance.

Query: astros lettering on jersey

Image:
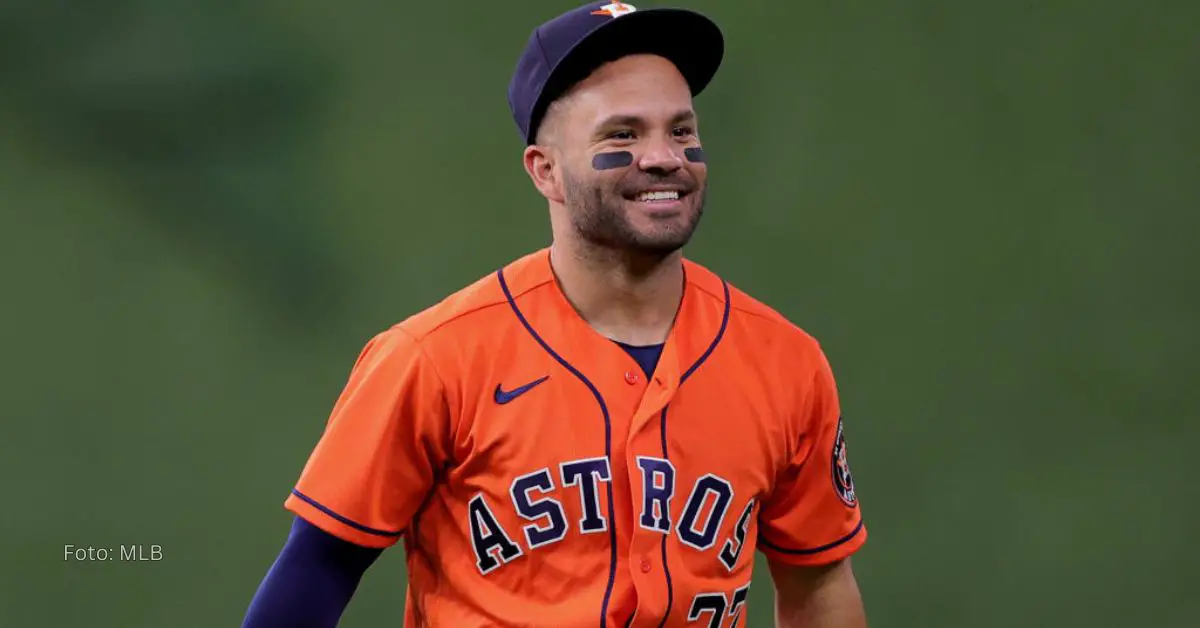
[285,248,867,627]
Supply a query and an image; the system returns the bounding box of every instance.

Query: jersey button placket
[624,368,673,625]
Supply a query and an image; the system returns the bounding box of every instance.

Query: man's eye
[673,126,695,137]
[609,130,635,140]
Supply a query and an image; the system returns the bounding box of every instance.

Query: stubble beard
[561,168,706,257]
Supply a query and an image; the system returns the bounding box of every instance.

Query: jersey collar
[500,247,731,395]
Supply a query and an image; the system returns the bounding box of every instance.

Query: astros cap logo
[592,2,637,17]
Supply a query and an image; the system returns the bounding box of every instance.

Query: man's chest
[436,364,790,578]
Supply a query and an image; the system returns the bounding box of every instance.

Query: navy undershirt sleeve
[242,516,383,628]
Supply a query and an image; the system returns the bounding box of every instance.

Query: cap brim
[530,8,724,144]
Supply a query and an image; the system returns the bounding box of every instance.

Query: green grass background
[1,1,1196,626]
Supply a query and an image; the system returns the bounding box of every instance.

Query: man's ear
[523,144,566,204]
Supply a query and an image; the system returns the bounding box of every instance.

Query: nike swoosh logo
[494,376,549,405]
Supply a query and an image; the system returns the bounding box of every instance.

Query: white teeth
[635,190,680,202]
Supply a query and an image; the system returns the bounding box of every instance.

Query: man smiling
[242,3,869,627]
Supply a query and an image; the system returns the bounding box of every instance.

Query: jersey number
[688,583,750,628]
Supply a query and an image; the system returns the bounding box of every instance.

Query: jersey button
[640,559,652,573]
[625,371,639,385]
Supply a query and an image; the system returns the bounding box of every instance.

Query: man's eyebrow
[593,110,697,131]
[670,110,697,124]
[595,114,644,130]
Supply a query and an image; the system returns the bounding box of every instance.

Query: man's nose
[637,135,685,173]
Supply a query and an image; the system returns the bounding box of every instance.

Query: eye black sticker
[591,151,634,170]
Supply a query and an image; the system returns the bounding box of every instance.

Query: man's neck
[549,241,685,347]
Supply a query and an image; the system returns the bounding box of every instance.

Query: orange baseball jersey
[285,248,866,627]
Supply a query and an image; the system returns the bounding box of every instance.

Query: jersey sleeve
[284,326,451,549]
[757,346,866,566]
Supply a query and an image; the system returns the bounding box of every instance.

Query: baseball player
[242,2,868,627]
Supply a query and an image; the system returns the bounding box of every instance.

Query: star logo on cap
[592,2,637,18]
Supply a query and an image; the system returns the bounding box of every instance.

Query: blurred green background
[2,1,1197,626]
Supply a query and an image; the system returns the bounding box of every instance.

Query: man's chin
[579,230,694,260]
[626,228,697,255]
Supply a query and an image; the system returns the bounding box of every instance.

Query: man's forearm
[242,517,382,628]
[775,587,867,628]
[771,558,867,628]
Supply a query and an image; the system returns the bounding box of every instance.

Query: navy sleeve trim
[758,518,864,555]
[291,490,404,537]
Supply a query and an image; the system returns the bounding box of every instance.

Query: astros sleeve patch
[284,326,451,549]
[756,348,866,566]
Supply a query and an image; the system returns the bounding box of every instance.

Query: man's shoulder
[383,248,549,345]
[684,257,824,358]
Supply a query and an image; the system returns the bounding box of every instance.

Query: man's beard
[562,168,706,256]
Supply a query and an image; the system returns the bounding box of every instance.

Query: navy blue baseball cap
[508,2,724,145]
